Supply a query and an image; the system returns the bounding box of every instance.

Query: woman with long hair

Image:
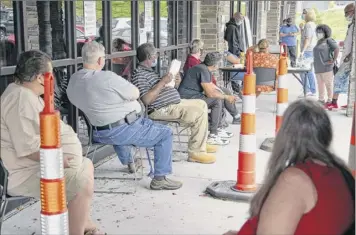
[225,99,355,235]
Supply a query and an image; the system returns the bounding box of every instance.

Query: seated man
[178,52,236,145]
[67,41,182,190]
[131,43,216,164]
[184,39,241,125]
[0,50,104,235]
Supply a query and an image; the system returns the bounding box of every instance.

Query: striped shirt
[132,65,181,110]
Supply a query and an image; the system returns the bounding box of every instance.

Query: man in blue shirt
[279,17,299,67]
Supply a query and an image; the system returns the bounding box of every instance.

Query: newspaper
[166,59,181,88]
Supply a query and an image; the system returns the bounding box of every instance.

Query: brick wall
[266,1,281,45]
[346,22,355,116]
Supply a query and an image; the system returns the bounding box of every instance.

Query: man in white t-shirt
[327,3,355,110]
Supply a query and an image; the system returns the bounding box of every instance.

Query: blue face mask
[151,58,157,67]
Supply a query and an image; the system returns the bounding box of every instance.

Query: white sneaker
[217,128,234,138]
[298,92,312,98]
[207,134,230,145]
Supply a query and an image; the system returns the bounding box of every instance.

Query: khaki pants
[149,99,208,154]
[316,71,334,102]
[8,157,93,202]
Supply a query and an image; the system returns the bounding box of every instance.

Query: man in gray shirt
[67,41,182,190]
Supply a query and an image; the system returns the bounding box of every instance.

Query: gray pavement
[2,74,352,234]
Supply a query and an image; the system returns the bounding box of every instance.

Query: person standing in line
[313,24,339,107]
[224,12,245,57]
[299,8,317,97]
[280,17,299,67]
[326,3,355,111]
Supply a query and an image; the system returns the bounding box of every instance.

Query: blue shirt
[280,25,299,46]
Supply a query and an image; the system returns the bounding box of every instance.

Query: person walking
[279,17,299,67]
[313,24,339,107]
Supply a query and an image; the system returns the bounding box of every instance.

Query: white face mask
[346,15,354,22]
[236,20,243,26]
[151,58,157,67]
[316,33,325,40]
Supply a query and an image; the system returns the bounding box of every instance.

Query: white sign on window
[84,2,97,37]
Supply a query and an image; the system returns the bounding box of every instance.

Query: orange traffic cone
[276,43,288,134]
[39,73,68,234]
[349,102,355,177]
[234,51,256,192]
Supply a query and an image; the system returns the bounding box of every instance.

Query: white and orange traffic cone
[234,50,256,192]
[276,43,289,134]
[348,102,355,177]
[39,72,68,234]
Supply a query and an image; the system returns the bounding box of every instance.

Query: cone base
[260,137,275,152]
[206,180,256,202]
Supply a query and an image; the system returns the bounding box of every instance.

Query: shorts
[8,157,93,202]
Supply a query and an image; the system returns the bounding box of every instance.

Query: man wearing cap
[280,17,299,67]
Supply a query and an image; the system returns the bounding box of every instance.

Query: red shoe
[326,103,338,111]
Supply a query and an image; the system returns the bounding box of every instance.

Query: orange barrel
[39,72,68,234]
[348,103,355,177]
[276,43,289,134]
[234,51,257,192]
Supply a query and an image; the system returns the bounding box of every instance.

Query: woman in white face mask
[312,24,340,107]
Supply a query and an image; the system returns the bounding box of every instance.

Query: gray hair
[137,43,156,62]
[82,41,105,65]
[189,39,204,54]
[249,99,355,218]
[203,52,222,67]
[14,50,52,84]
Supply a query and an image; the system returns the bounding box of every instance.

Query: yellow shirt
[1,83,83,190]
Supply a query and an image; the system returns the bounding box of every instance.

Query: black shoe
[232,115,241,125]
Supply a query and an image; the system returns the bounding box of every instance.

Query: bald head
[233,12,244,20]
[344,3,355,21]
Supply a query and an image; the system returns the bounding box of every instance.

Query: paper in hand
[166,59,182,88]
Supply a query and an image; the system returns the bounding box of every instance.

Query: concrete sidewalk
[2,74,352,234]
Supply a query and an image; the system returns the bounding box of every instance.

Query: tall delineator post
[349,103,355,177]
[260,43,288,152]
[275,43,289,134]
[205,51,256,201]
[234,50,257,192]
[40,72,69,234]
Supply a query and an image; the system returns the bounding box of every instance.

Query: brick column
[266,1,281,44]
[346,22,356,117]
[191,1,201,39]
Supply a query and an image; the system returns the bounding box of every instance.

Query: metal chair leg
[85,145,91,158]
[92,146,98,163]
[175,124,182,147]
[0,200,8,232]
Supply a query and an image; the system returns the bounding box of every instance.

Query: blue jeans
[300,51,316,94]
[93,117,173,176]
[334,60,352,94]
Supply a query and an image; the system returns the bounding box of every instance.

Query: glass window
[177,1,189,44]
[159,50,173,76]
[0,1,16,67]
[177,48,189,70]
[138,1,154,46]
[160,1,173,47]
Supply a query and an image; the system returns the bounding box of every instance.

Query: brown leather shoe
[188,153,216,164]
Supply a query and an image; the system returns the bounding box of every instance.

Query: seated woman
[231,39,279,97]
[183,39,241,125]
[112,38,133,81]
[224,99,355,235]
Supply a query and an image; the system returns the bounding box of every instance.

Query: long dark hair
[249,99,355,234]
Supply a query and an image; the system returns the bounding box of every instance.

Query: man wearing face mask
[179,52,236,146]
[279,17,299,67]
[327,3,355,111]
[131,43,217,164]
[224,12,245,57]
[67,41,183,190]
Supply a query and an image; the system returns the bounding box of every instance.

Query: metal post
[102,1,112,71]
[40,72,68,234]
[64,1,78,133]
[153,0,161,73]
[12,1,27,56]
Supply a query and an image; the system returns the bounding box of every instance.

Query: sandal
[84,228,107,235]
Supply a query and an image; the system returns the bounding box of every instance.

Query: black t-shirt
[178,64,212,99]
